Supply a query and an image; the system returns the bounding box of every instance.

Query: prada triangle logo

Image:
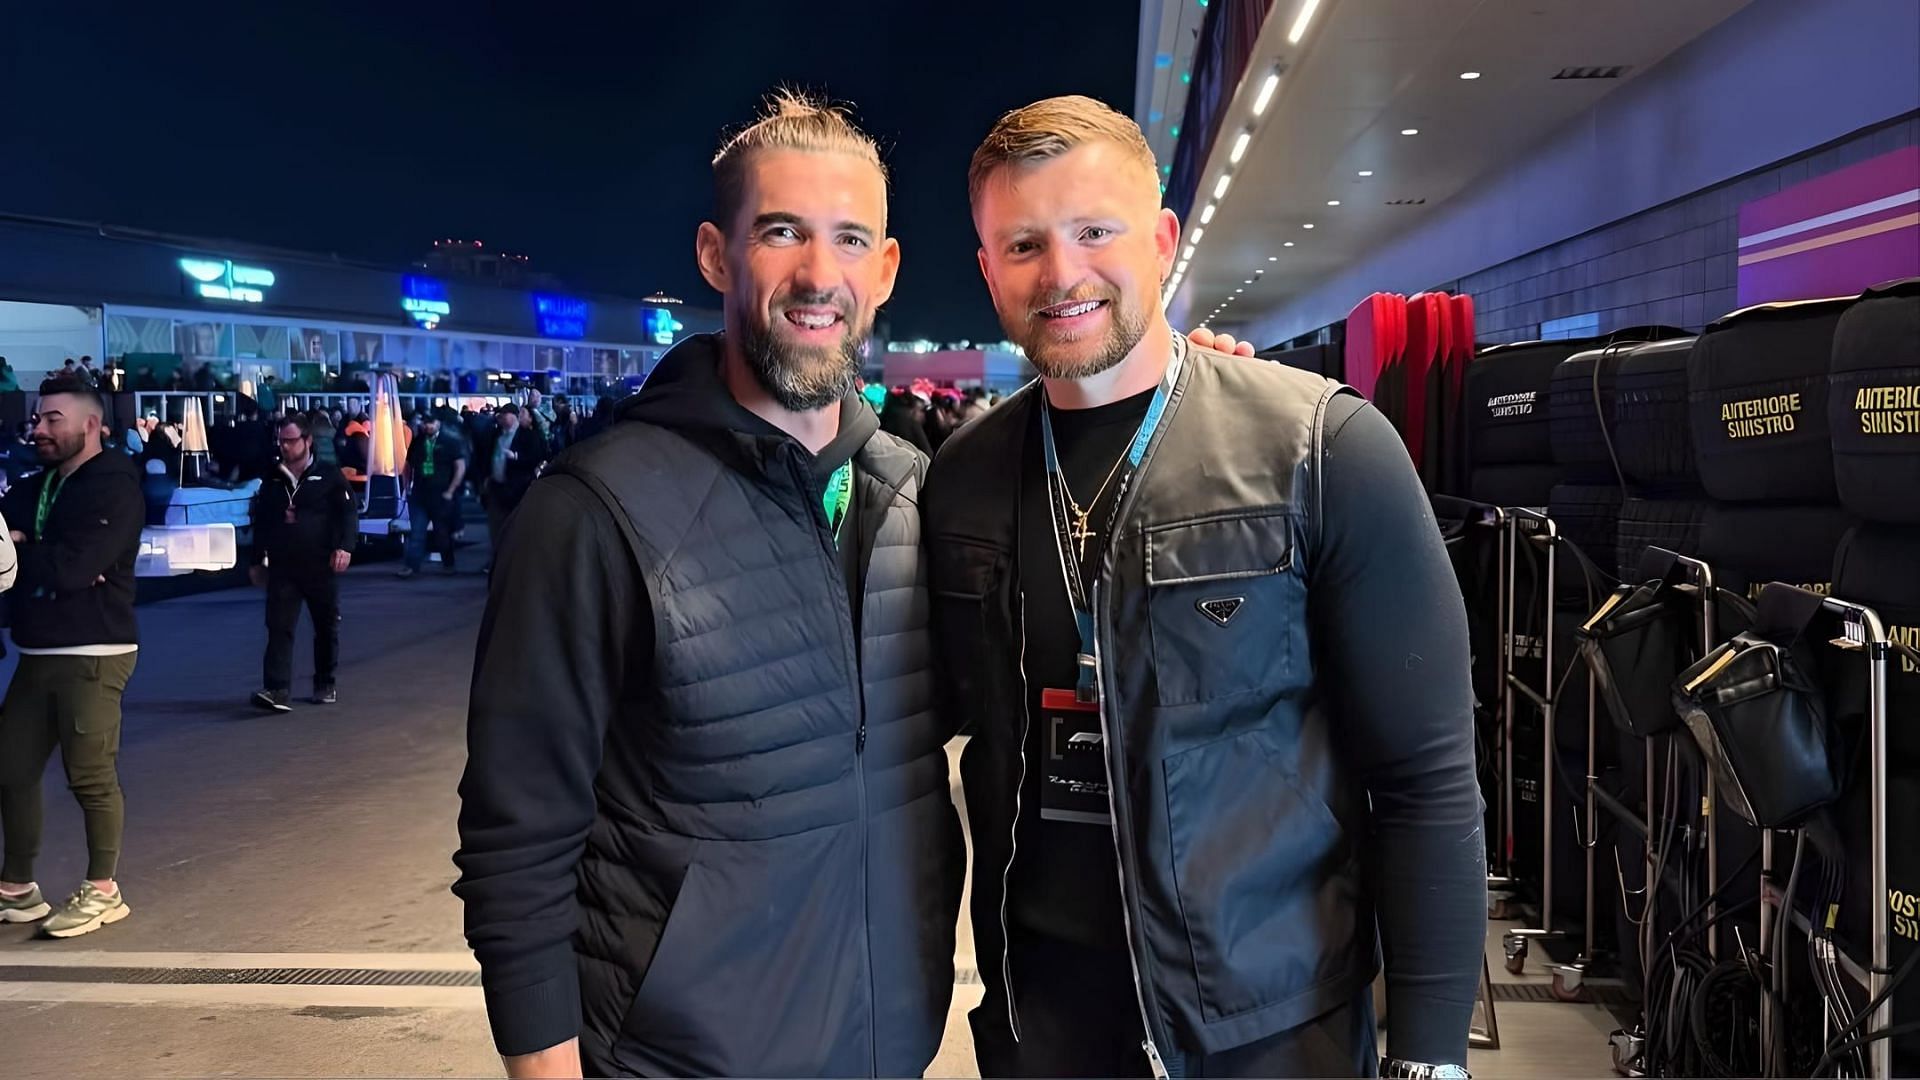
[1197,596,1246,627]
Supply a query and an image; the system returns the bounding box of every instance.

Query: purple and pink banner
[1738,145,1920,306]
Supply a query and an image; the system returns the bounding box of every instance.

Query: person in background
[337,414,371,484]
[309,410,339,470]
[0,377,145,938]
[547,395,578,454]
[879,387,932,454]
[522,388,555,448]
[397,413,467,579]
[246,415,357,712]
[923,390,964,454]
[475,404,544,567]
[575,394,620,442]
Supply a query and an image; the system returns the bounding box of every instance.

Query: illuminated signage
[647,307,684,346]
[534,294,588,339]
[402,275,451,329]
[180,257,276,303]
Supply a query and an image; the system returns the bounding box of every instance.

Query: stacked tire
[1824,280,1920,1071]
[1612,337,1717,581]
[1689,297,1858,604]
[1464,340,1577,506]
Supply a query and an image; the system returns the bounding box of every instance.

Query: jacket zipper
[1091,363,1191,1078]
[1000,590,1032,1042]
[803,454,878,1074]
[1091,578,1170,1079]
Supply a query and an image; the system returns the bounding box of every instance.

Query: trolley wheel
[1488,896,1514,920]
[1502,935,1528,975]
[1550,970,1586,1002]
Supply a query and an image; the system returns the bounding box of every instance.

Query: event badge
[1039,688,1111,825]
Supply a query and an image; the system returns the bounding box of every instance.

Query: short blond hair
[712,88,887,229]
[968,95,1159,205]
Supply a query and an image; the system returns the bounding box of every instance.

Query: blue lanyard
[1039,333,1188,702]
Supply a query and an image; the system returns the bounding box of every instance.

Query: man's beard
[1004,287,1150,381]
[33,432,83,467]
[738,296,869,412]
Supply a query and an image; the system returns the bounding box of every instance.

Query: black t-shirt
[1008,385,1157,949]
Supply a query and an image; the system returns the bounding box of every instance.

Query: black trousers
[264,564,340,691]
[972,934,1378,1078]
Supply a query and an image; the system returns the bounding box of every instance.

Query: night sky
[0,3,1140,342]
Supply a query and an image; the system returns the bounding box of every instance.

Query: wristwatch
[1380,1059,1472,1079]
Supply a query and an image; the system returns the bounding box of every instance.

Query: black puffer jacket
[454,334,964,1077]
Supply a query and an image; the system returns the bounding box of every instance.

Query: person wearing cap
[475,403,545,568]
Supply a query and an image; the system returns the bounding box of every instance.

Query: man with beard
[925,96,1484,1079]
[454,90,963,1078]
[0,378,145,938]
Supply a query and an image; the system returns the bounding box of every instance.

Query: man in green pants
[0,377,145,938]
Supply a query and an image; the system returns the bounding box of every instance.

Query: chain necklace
[1049,407,1132,562]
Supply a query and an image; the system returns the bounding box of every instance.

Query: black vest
[556,415,964,1077]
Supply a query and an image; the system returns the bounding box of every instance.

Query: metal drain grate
[0,966,481,987]
[1490,981,1632,1007]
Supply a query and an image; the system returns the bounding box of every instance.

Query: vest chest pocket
[1144,512,1303,706]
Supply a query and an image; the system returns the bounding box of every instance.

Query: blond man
[924,95,1484,1079]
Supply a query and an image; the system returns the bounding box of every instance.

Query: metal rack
[1556,549,1720,1010]
[1776,592,1897,1080]
[1500,506,1569,975]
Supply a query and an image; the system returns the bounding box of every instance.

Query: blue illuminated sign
[401,275,451,329]
[646,307,684,346]
[534,294,588,339]
[180,257,276,303]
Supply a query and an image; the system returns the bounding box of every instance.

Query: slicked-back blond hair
[968,94,1159,206]
[712,88,888,230]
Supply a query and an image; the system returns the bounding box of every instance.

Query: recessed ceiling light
[1284,241,1295,247]
[1459,71,1481,80]
[1235,288,1244,293]
[1182,244,1196,260]
[1252,71,1281,116]
[1176,260,1189,273]
[1327,199,1340,206]
[1254,269,1264,275]
[1302,223,1315,229]
[1268,255,1279,261]
[1357,170,1374,177]
[1400,128,1419,136]
[1199,203,1217,224]
[1213,174,1232,199]
[1229,131,1252,164]
[1243,279,1253,284]
[1191,227,1205,243]
[1287,0,1323,45]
